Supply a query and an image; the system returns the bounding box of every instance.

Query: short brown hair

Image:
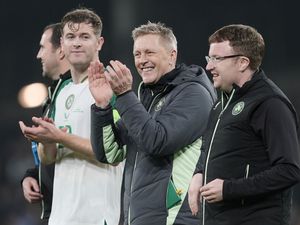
[208,24,265,70]
[61,8,102,36]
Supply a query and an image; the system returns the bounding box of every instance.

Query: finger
[19,121,26,133]
[204,193,215,201]
[188,189,200,215]
[200,184,210,193]
[32,116,51,127]
[89,61,96,77]
[94,61,104,76]
[104,69,114,83]
[110,60,123,77]
[115,61,132,81]
[115,60,127,73]
[60,127,68,133]
[31,181,40,193]
[201,189,213,197]
[188,197,199,215]
[24,133,37,140]
[42,117,54,124]
[28,191,43,198]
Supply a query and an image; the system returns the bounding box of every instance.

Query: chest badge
[65,94,75,110]
[232,101,244,116]
[154,97,166,112]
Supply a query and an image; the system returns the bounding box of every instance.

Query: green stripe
[166,137,202,225]
[103,125,127,163]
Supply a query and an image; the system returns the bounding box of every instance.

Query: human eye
[214,56,222,61]
[82,34,90,40]
[146,50,154,56]
[210,56,220,63]
[133,52,140,58]
[65,34,74,40]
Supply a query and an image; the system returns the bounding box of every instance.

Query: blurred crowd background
[0,0,299,224]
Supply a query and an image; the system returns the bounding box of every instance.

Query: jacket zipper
[39,78,63,219]
[241,164,249,205]
[128,84,168,223]
[202,90,235,225]
[44,78,62,117]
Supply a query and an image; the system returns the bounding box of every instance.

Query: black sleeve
[21,167,38,186]
[223,98,300,200]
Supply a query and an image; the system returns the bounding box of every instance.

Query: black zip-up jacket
[196,70,300,225]
[91,64,217,225]
[21,71,71,220]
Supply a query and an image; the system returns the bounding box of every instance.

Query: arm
[89,60,127,164]
[19,117,94,164]
[115,84,213,157]
[90,104,127,164]
[223,98,300,200]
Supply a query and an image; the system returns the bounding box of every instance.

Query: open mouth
[141,66,154,72]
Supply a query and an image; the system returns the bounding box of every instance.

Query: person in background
[21,22,70,220]
[188,24,300,225]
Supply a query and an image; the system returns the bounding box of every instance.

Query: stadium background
[0,0,299,224]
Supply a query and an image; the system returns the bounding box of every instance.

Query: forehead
[209,41,233,55]
[40,29,53,44]
[62,22,95,35]
[133,34,165,51]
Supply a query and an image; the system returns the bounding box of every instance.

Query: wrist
[95,101,110,109]
[94,101,111,110]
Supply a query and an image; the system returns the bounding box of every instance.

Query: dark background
[0,0,299,224]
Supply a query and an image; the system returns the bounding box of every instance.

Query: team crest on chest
[154,97,166,112]
[65,94,75,110]
[232,101,245,115]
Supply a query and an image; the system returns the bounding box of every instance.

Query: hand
[88,60,113,108]
[19,117,63,144]
[104,60,133,96]
[22,177,43,203]
[200,178,224,203]
[188,173,203,215]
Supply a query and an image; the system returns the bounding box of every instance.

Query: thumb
[31,180,40,193]
[60,127,68,133]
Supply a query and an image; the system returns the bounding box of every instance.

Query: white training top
[48,80,123,225]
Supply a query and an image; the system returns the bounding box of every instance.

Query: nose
[139,53,148,64]
[206,61,214,71]
[73,37,82,48]
[36,48,42,59]
[135,53,148,67]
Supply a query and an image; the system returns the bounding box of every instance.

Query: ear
[57,47,65,60]
[169,49,177,66]
[238,56,250,72]
[97,36,104,51]
[60,37,64,52]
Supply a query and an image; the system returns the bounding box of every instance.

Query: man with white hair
[88,21,217,225]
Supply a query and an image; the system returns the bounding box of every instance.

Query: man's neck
[52,60,70,80]
[70,66,88,84]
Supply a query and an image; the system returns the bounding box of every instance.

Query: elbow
[91,141,108,163]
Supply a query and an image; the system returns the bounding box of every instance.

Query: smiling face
[133,34,176,84]
[206,41,242,93]
[61,22,103,71]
